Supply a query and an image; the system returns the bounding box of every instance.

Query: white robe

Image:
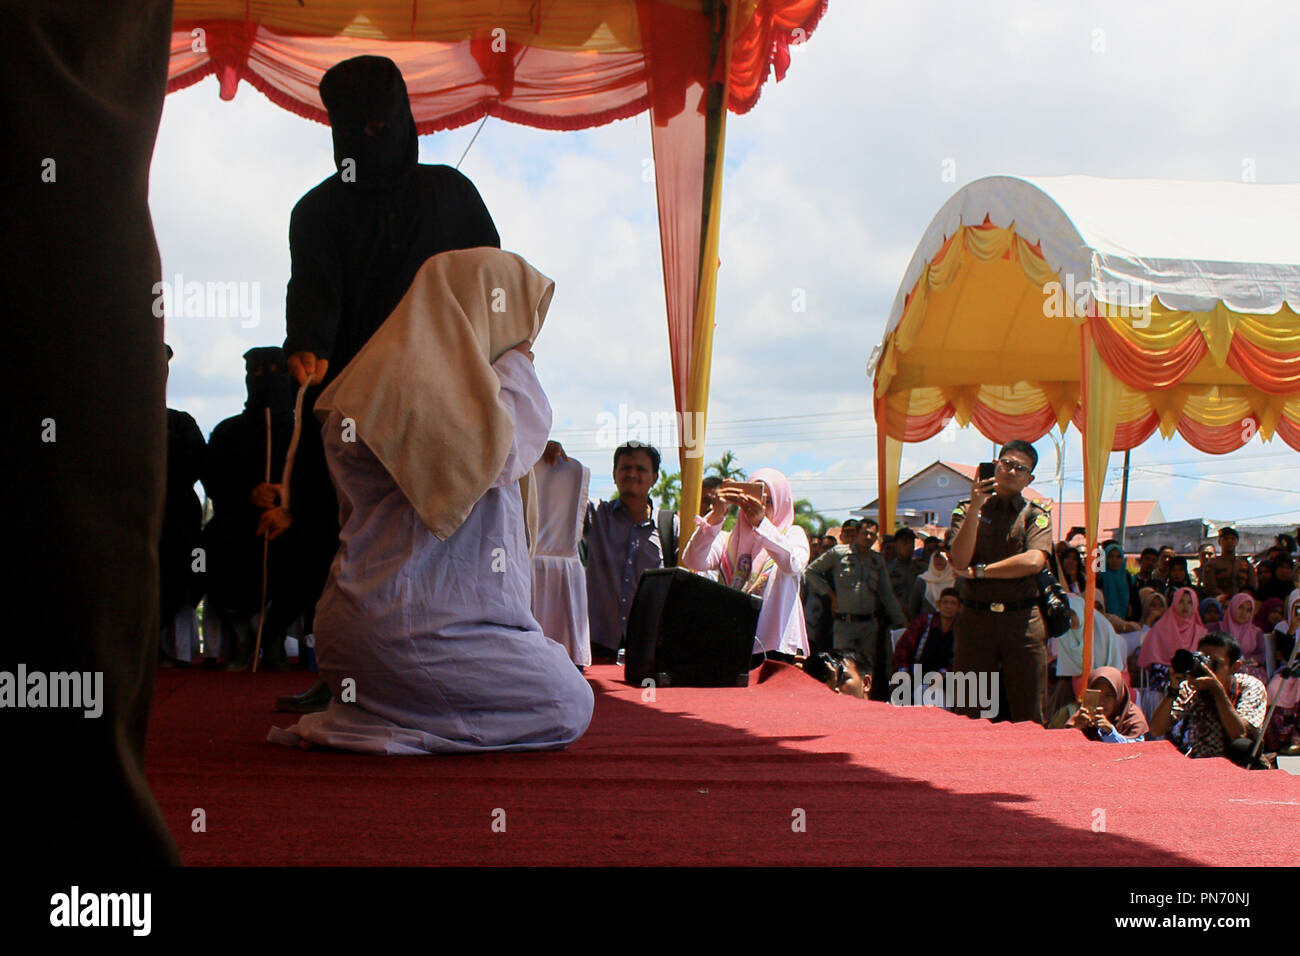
[269,351,593,754]
[530,456,592,667]
[681,517,810,657]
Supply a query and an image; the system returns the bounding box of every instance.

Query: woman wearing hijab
[1258,555,1296,604]
[1137,586,1207,717]
[1063,666,1150,742]
[1130,589,1167,679]
[1252,596,1286,681]
[909,550,956,618]
[1264,595,1300,753]
[1253,596,1284,634]
[269,249,593,754]
[1057,545,1086,595]
[1095,543,1140,621]
[1046,593,1128,718]
[1161,556,1200,601]
[1199,597,1224,628]
[682,468,810,659]
[1223,592,1266,681]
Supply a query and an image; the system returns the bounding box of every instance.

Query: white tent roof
[883,175,1300,336]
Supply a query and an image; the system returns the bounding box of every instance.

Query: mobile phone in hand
[976,461,996,482]
[719,480,764,501]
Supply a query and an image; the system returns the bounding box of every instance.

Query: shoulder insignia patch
[1034,514,1050,529]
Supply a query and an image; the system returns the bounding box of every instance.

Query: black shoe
[590,644,619,664]
[275,679,332,713]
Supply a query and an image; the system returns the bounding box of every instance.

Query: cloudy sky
[153,0,1300,535]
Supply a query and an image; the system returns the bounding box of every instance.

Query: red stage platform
[145,663,1298,866]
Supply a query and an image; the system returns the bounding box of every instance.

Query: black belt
[960,597,1038,613]
[833,612,874,622]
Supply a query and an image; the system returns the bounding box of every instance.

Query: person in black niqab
[270,55,501,710]
[203,347,304,670]
[160,344,207,665]
[282,54,500,389]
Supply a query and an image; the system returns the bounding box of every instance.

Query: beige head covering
[315,247,554,540]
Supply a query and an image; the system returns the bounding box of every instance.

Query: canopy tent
[871,174,1300,683]
[166,0,828,542]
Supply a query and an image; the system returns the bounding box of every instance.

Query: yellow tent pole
[1079,318,1121,696]
[874,392,901,535]
[677,0,735,557]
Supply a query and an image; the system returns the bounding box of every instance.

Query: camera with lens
[801,650,845,686]
[1170,648,1213,676]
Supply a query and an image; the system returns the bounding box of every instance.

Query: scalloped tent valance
[165,0,829,550]
[168,0,827,130]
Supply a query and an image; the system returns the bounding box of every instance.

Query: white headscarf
[1056,593,1128,677]
[918,551,956,609]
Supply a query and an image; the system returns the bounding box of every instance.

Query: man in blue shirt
[583,441,673,661]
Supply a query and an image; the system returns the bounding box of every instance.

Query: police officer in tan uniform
[805,529,907,681]
[1198,527,1257,600]
[948,441,1054,723]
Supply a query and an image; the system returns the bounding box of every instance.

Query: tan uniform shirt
[1198,554,1256,599]
[805,543,906,627]
[949,494,1053,602]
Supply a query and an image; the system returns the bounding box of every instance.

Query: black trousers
[4,0,179,865]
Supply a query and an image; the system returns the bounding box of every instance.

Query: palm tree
[706,450,746,481]
[651,470,681,512]
[792,498,828,537]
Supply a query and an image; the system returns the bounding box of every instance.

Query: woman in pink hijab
[682,467,809,658]
[1223,592,1266,681]
[1264,589,1300,754]
[1138,586,1207,697]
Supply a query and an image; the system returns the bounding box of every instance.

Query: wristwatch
[973,564,987,579]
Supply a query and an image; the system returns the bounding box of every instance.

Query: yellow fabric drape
[1079,321,1122,689]
[677,0,734,556]
[875,394,903,536]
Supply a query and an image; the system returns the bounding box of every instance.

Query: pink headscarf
[722,467,795,592]
[1224,592,1262,658]
[1267,589,1300,709]
[1139,586,1207,668]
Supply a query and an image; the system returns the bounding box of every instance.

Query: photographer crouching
[1149,633,1267,760]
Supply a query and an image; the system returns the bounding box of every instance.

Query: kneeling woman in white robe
[680,468,809,658]
[270,249,594,754]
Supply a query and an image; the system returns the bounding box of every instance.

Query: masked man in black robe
[204,347,314,670]
[160,344,207,665]
[265,55,501,711]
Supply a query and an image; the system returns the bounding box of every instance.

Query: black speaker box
[623,567,761,687]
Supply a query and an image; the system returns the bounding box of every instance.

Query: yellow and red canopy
[872,174,1300,683]
[166,1,828,547]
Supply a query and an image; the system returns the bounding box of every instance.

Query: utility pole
[1046,430,1065,539]
[1117,449,1131,550]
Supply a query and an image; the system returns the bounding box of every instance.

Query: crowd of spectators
[162,414,1300,764]
[802,511,1299,763]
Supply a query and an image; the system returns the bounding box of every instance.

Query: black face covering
[319,55,418,190]
[243,347,292,414]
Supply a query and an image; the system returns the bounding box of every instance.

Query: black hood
[242,346,292,414]
[320,55,418,190]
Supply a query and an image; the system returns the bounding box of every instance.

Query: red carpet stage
[145,663,1297,866]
